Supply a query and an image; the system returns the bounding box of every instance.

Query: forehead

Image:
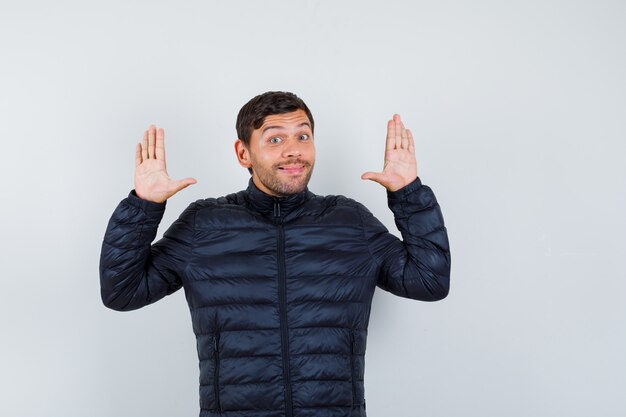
[258,109,311,133]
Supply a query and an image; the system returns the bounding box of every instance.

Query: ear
[234,139,252,169]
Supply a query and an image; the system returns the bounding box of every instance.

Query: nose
[282,140,302,158]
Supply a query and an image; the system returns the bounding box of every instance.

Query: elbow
[426,259,451,301]
[427,283,449,301]
[402,252,450,301]
[99,267,146,312]
[408,272,450,302]
[101,291,129,311]
[429,271,450,301]
[100,288,141,312]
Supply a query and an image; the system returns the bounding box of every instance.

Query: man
[100,91,451,417]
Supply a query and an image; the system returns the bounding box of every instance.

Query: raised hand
[361,114,419,192]
[134,124,197,203]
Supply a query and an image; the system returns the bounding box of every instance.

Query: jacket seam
[133,204,149,303]
[356,204,383,270]
[192,203,198,254]
[194,325,356,337]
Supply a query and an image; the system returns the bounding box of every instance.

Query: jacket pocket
[213,333,222,413]
[350,330,358,406]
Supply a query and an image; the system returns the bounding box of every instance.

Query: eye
[299,134,310,141]
[269,137,282,144]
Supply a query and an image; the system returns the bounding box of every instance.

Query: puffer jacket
[99,177,450,417]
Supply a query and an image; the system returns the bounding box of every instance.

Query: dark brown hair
[236,91,315,147]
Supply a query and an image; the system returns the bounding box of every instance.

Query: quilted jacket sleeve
[359,177,451,301]
[99,190,197,311]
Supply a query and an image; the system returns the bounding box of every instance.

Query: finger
[156,127,166,161]
[141,129,149,161]
[135,142,142,167]
[401,120,409,150]
[179,177,197,186]
[148,125,155,159]
[406,128,415,154]
[385,119,395,152]
[361,171,387,186]
[394,114,402,149]
[173,177,197,193]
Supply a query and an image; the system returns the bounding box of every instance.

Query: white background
[1,0,625,416]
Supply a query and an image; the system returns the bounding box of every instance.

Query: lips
[278,164,305,174]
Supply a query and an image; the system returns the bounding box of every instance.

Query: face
[235,109,315,197]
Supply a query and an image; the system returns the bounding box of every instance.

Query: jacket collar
[244,177,312,218]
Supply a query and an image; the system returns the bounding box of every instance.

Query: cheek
[305,144,316,159]
[251,148,277,166]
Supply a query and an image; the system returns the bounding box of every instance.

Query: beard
[252,158,314,197]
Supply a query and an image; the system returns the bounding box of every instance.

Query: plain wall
[1,0,625,416]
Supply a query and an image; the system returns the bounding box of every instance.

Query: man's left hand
[361,114,418,192]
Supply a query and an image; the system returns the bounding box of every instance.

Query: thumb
[361,171,387,185]
[174,177,197,191]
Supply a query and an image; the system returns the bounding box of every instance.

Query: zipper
[213,332,222,413]
[273,200,281,217]
[351,330,357,406]
[274,200,293,417]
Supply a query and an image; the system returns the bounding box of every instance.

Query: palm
[134,125,196,203]
[379,147,417,189]
[362,114,418,192]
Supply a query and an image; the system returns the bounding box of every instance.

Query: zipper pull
[273,201,281,217]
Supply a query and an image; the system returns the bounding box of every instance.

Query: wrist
[128,189,167,214]
[134,188,167,204]
[387,177,422,199]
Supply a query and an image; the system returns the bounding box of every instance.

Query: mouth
[278,164,306,175]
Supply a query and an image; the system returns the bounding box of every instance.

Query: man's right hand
[134,124,197,203]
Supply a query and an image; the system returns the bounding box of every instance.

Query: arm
[359,178,450,301]
[361,114,450,300]
[99,192,196,311]
[99,124,197,311]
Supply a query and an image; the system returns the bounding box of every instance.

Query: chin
[277,183,307,196]
[275,176,311,196]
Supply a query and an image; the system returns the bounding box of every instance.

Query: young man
[100,91,451,417]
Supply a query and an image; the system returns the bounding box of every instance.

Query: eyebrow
[262,122,311,134]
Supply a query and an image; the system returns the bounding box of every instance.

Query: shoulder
[185,189,247,211]
[307,192,389,235]
[303,192,372,223]
[178,189,255,229]
[319,192,372,211]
